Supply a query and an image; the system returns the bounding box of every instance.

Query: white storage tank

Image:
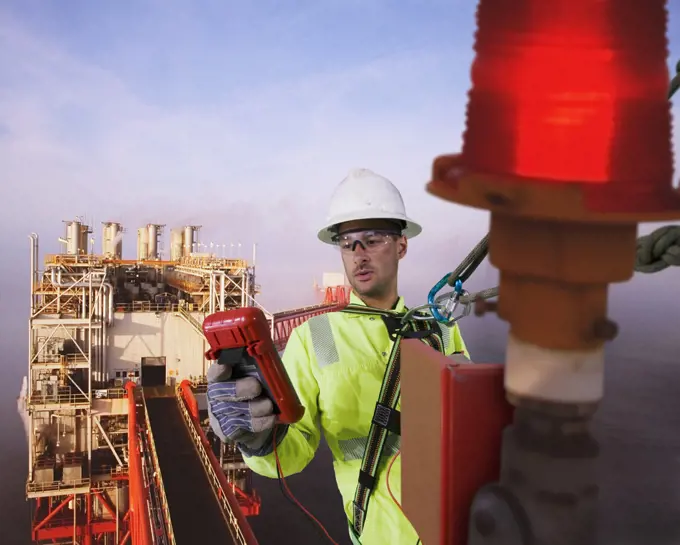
[79,224,91,255]
[147,224,158,260]
[145,223,165,260]
[65,221,82,255]
[182,225,202,257]
[137,228,148,261]
[102,222,123,258]
[170,229,183,261]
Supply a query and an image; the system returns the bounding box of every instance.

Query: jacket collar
[345,290,406,318]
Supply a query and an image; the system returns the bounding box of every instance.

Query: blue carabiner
[427,273,464,323]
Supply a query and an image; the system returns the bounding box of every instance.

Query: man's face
[334,219,407,300]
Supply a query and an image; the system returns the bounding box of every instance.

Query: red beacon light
[429,0,680,220]
[202,307,305,425]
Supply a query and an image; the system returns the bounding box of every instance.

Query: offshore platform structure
[400,1,680,545]
[24,219,339,545]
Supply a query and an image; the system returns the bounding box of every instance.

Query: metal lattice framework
[24,226,345,544]
[164,257,258,314]
[28,235,131,544]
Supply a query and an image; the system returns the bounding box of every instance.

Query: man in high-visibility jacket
[207,168,470,545]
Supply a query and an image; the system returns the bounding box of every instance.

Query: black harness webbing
[338,303,446,541]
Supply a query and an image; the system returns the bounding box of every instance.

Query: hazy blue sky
[0,0,679,314]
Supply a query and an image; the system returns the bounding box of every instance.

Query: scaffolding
[24,221,338,544]
[164,257,259,314]
[25,227,264,543]
[27,234,130,544]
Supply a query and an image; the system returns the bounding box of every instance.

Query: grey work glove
[206,351,288,456]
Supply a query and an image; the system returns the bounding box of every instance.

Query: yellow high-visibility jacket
[242,292,469,545]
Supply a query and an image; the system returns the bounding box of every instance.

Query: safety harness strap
[339,303,445,540]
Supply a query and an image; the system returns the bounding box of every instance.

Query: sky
[1,0,679,314]
[0,0,490,314]
[0,0,678,313]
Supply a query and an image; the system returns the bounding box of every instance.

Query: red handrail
[125,382,153,545]
[178,380,260,545]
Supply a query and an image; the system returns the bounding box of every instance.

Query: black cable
[448,234,489,287]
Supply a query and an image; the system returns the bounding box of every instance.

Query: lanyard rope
[339,304,446,540]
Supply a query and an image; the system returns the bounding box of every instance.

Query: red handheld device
[202,307,305,424]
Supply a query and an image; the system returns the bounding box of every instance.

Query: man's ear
[397,236,408,260]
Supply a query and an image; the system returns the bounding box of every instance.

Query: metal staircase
[175,304,204,337]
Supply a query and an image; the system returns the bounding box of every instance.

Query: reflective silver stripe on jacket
[308,312,451,370]
[437,322,451,352]
[307,312,448,461]
[307,314,339,368]
[338,434,400,462]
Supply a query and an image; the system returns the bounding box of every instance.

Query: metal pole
[220,272,225,311]
[27,236,35,476]
[88,271,93,482]
[116,483,119,543]
[27,320,33,476]
[209,273,215,315]
[29,235,35,314]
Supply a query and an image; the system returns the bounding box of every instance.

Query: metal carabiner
[401,303,439,324]
[442,289,472,325]
[428,273,466,324]
[427,272,452,323]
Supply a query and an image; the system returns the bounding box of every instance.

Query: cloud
[0,8,468,191]
[0,3,483,310]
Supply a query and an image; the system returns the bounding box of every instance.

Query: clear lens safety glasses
[331,230,400,253]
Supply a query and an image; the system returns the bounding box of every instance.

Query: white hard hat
[317,168,422,244]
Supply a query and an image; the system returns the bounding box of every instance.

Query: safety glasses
[331,229,401,254]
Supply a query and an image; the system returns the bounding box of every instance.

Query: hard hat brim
[317,210,422,244]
